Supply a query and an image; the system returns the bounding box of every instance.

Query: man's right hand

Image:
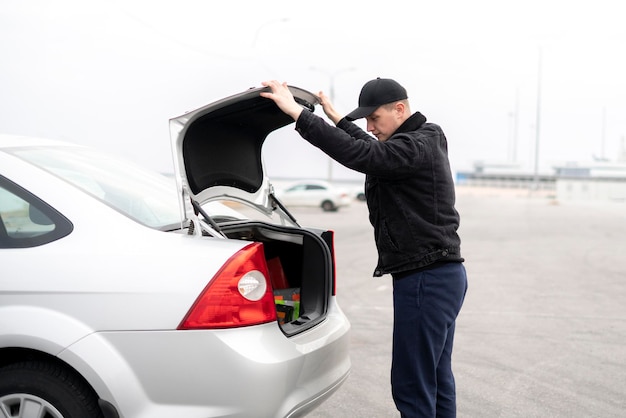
[318,91,344,125]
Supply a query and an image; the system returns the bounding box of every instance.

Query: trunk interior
[218,220,335,336]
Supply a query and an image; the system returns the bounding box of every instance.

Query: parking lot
[290,186,626,418]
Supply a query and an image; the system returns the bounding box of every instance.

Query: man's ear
[394,101,406,118]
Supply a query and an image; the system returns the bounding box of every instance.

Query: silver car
[0,86,350,418]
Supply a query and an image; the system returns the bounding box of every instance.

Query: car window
[6,146,183,230]
[0,176,73,248]
[286,184,306,192]
[306,185,326,191]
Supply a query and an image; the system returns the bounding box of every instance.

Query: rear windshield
[8,146,183,230]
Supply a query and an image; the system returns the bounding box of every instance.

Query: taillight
[178,243,277,329]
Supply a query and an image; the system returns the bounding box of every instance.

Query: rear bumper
[338,196,352,207]
[60,299,350,418]
[284,366,350,418]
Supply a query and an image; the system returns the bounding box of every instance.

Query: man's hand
[318,91,344,125]
[260,80,303,121]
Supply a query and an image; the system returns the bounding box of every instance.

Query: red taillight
[178,243,277,329]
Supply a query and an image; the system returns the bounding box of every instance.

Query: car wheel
[0,361,103,418]
[321,200,336,212]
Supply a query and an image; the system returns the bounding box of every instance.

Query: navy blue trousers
[391,262,467,418]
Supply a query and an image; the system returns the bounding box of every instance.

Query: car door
[304,183,329,207]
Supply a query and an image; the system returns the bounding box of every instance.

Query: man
[261,78,467,418]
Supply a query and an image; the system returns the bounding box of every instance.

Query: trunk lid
[169,85,319,218]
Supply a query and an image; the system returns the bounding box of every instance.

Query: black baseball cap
[345,78,408,121]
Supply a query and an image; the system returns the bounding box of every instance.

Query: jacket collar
[395,112,427,135]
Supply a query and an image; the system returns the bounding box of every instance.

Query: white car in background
[277,180,352,212]
[0,86,350,418]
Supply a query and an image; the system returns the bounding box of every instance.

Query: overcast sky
[1,0,625,181]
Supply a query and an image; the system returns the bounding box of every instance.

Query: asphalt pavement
[292,186,626,418]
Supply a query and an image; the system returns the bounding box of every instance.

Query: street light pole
[532,48,542,191]
[310,66,356,182]
[508,88,519,163]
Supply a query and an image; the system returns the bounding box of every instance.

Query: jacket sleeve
[295,110,424,178]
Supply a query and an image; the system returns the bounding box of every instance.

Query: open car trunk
[217,219,335,336]
[169,85,334,336]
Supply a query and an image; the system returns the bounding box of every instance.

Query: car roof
[289,180,333,187]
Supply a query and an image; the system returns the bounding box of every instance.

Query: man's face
[365,103,404,142]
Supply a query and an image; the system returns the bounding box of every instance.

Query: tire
[0,361,103,418]
[321,200,336,212]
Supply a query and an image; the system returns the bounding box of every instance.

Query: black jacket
[295,109,463,277]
